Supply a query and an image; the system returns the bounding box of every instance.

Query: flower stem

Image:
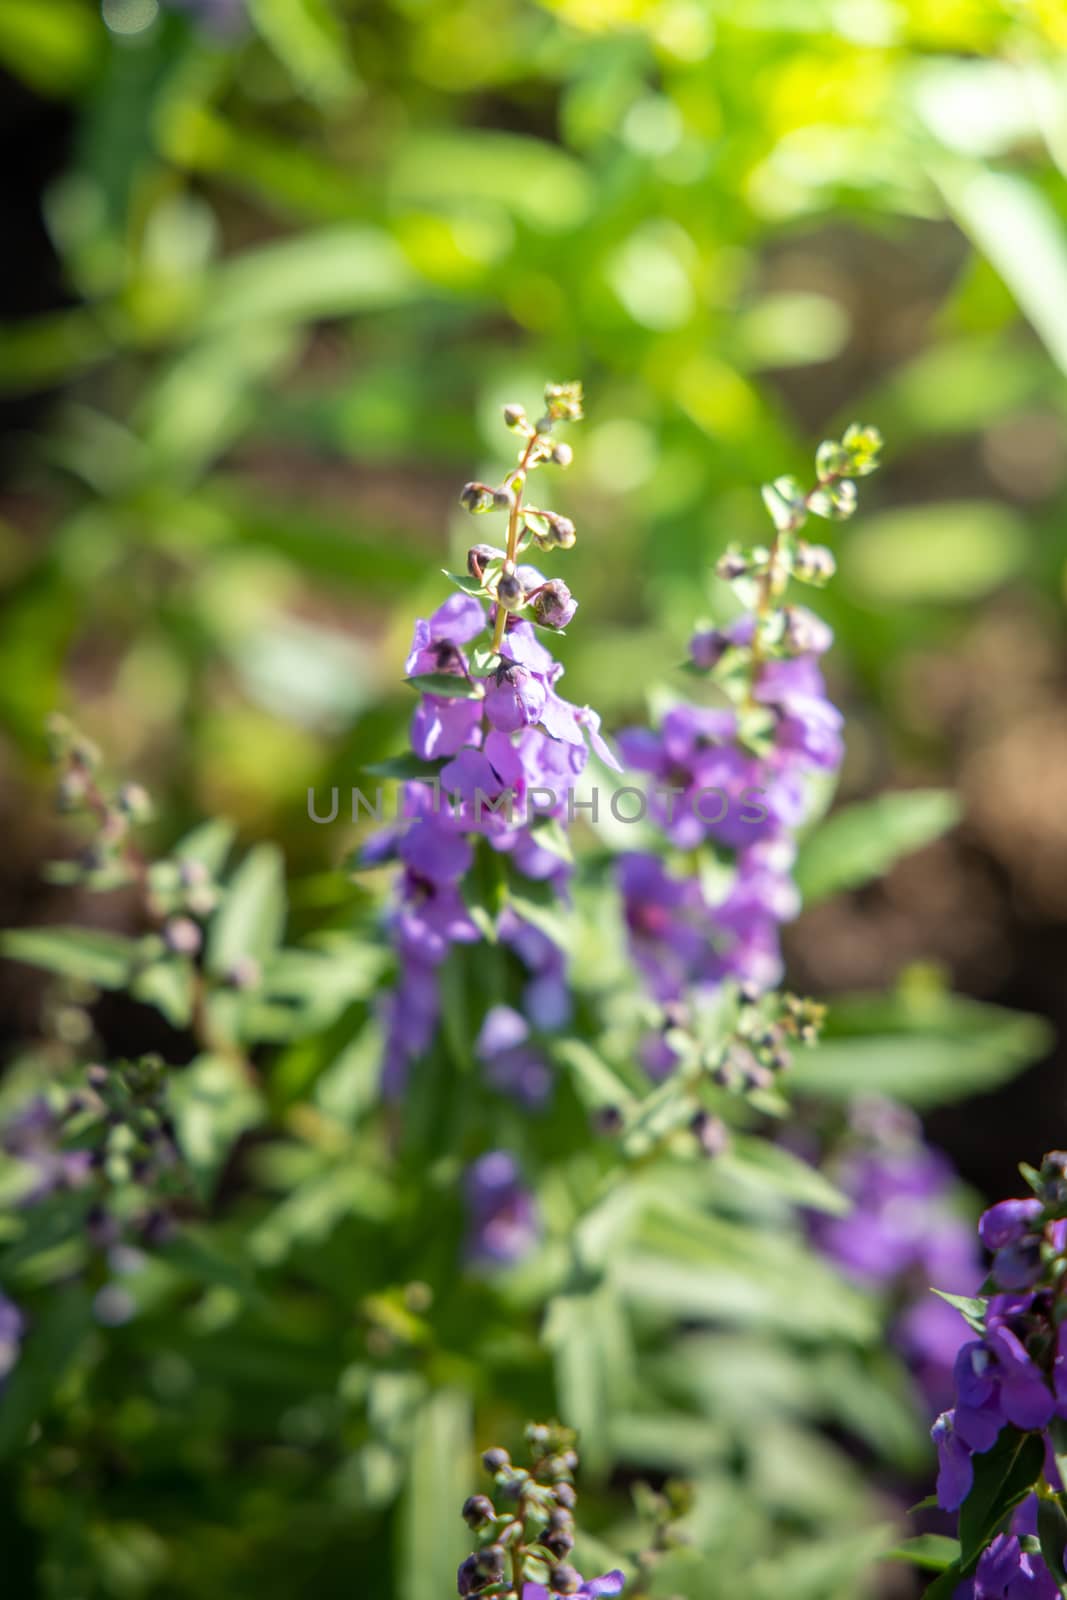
[491,433,540,654]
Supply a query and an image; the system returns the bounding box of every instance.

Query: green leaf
[197,227,420,333]
[172,819,237,878]
[504,873,572,952]
[918,1561,965,1598]
[207,844,287,976]
[553,1039,636,1113]
[0,926,139,988]
[1049,1417,1067,1503]
[401,1388,473,1600]
[247,0,355,103]
[130,959,194,1028]
[720,1135,851,1216]
[791,993,1048,1109]
[440,570,485,596]
[887,1535,961,1572]
[404,673,483,699]
[933,1290,987,1334]
[958,1426,1045,1572]
[362,754,448,781]
[1038,1497,1067,1597]
[794,789,960,904]
[0,1283,92,1460]
[842,501,1027,604]
[167,1054,264,1200]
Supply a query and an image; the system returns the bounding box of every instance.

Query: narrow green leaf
[0,926,139,988]
[795,790,960,905]
[207,844,286,976]
[887,1535,961,1572]
[958,1426,1045,1571]
[404,673,483,699]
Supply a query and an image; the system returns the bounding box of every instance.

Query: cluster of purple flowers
[613,424,882,1076]
[615,609,841,1082]
[375,594,615,1086]
[927,1155,1067,1596]
[369,389,617,1119]
[805,1103,981,1413]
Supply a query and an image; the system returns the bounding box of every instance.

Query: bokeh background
[3,0,1067,1193]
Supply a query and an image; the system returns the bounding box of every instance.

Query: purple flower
[476,1006,552,1108]
[406,594,487,678]
[464,1152,539,1266]
[932,1409,975,1511]
[523,1572,626,1600]
[2,1098,93,1205]
[412,696,484,761]
[975,1532,1058,1599]
[0,1293,25,1380]
[485,664,548,733]
[980,1201,1044,1251]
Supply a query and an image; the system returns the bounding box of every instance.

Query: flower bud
[178,859,210,889]
[117,782,152,821]
[468,544,504,581]
[793,542,836,584]
[691,1110,728,1158]
[532,579,577,629]
[543,381,584,422]
[56,771,89,812]
[543,1527,574,1558]
[503,403,527,430]
[482,1447,511,1474]
[689,629,726,671]
[549,1565,581,1594]
[495,571,526,613]
[163,916,202,956]
[475,1546,506,1583]
[550,441,573,468]
[592,1105,624,1137]
[554,1482,576,1509]
[226,955,262,991]
[462,1495,496,1530]
[461,482,510,514]
[716,550,749,582]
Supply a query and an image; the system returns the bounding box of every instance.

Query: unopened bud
[460,482,510,514]
[482,1447,511,1474]
[116,782,152,821]
[468,543,504,581]
[503,403,527,430]
[554,1482,577,1509]
[549,1565,582,1595]
[550,441,573,468]
[532,579,577,629]
[178,859,211,889]
[691,1110,728,1158]
[462,1495,496,1530]
[495,571,526,612]
[716,550,749,582]
[163,916,202,957]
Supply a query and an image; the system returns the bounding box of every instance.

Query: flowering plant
[0,384,1049,1600]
